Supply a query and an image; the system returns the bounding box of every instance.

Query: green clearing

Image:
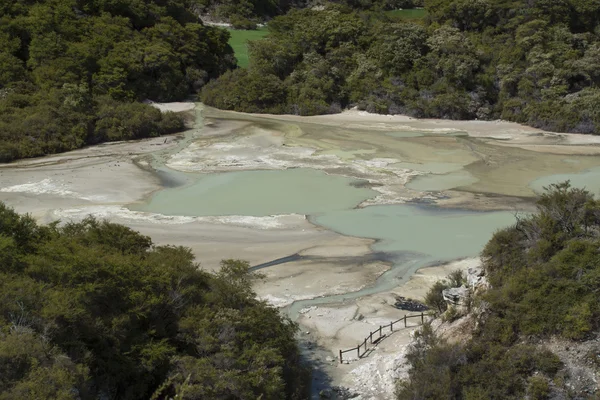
[386,8,428,19]
[227,27,269,67]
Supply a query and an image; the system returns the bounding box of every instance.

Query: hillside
[396,182,600,399]
[0,0,236,162]
[0,203,308,399]
[202,0,600,134]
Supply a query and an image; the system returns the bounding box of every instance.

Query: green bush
[397,183,600,399]
[424,280,450,315]
[0,0,236,161]
[230,15,258,30]
[528,376,550,400]
[202,1,600,134]
[0,204,309,399]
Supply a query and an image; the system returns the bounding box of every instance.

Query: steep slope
[397,182,600,399]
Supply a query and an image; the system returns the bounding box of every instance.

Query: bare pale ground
[2,103,600,398]
[147,101,197,113]
[200,106,600,210]
[0,141,363,271]
[300,258,479,400]
[253,237,388,307]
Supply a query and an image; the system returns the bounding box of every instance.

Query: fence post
[339,349,343,364]
[421,312,424,324]
[404,315,407,327]
[357,344,360,359]
[379,325,382,338]
[370,331,373,344]
[390,321,394,332]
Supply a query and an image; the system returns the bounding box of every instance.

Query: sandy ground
[2,103,600,398]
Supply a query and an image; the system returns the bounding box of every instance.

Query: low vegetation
[202,0,600,134]
[396,182,600,399]
[0,203,308,399]
[423,269,465,315]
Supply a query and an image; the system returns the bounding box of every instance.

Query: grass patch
[227,27,269,68]
[386,8,428,19]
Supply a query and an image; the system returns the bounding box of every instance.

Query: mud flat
[2,103,600,398]
[0,138,367,272]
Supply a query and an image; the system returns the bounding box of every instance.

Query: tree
[0,203,309,399]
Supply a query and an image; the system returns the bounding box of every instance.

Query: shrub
[528,376,550,400]
[424,280,450,315]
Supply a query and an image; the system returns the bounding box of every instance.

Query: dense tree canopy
[396,182,600,399]
[0,203,308,399]
[0,0,236,162]
[202,0,600,134]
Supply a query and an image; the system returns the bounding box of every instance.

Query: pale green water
[406,170,479,191]
[529,166,600,197]
[132,168,377,217]
[286,204,515,316]
[313,205,513,257]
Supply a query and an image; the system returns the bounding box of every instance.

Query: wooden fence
[339,312,428,363]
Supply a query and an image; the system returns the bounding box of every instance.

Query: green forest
[202,0,600,134]
[0,203,308,399]
[397,182,600,399]
[0,0,236,162]
[4,0,600,163]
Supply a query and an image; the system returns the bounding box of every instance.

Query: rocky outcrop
[466,266,485,288]
[441,265,487,320]
[442,286,470,307]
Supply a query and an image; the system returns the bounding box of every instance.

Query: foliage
[0,203,308,399]
[396,182,600,399]
[202,1,600,134]
[481,182,600,340]
[424,280,450,315]
[423,269,465,315]
[0,0,237,162]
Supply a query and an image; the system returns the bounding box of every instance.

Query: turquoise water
[313,204,513,257]
[285,204,515,316]
[132,168,377,217]
[529,166,600,197]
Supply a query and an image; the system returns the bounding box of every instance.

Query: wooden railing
[338,312,428,363]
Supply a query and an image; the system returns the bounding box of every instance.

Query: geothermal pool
[3,103,600,321]
[529,165,600,196]
[123,105,600,316]
[132,168,376,217]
